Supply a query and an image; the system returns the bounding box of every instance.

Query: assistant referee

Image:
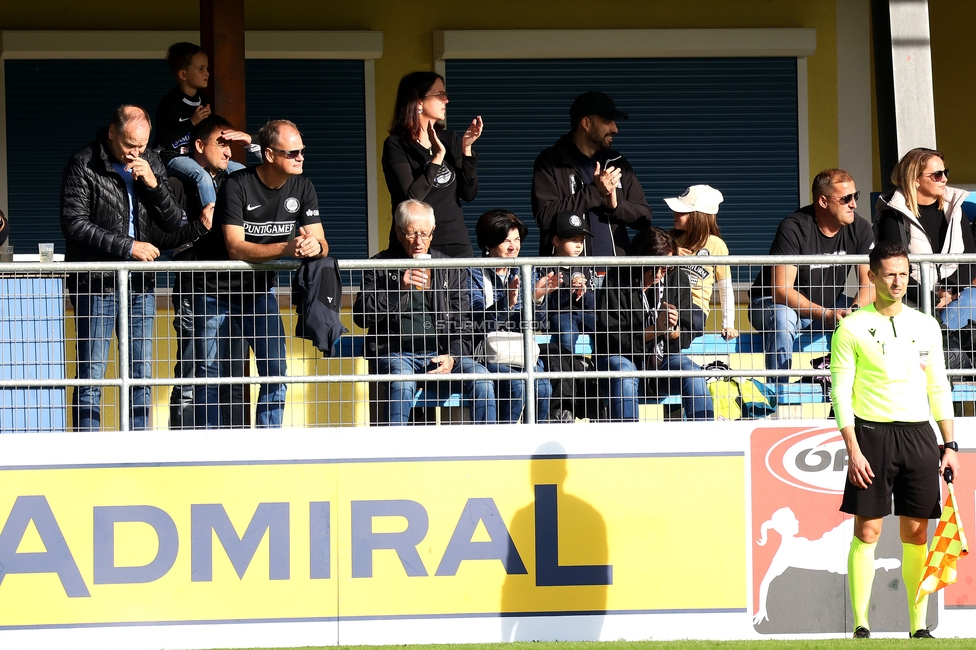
[831,239,960,639]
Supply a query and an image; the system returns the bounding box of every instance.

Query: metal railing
[2,253,974,431]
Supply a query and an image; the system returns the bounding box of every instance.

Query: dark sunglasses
[921,169,949,182]
[271,147,306,159]
[829,191,860,204]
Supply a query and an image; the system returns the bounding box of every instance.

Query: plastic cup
[0,245,12,263]
[412,253,431,290]
[38,243,54,263]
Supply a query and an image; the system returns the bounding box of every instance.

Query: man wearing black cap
[532,91,652,257]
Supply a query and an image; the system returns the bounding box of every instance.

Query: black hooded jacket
[595,265,693,364]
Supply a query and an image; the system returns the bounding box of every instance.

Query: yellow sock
[903,542,928,634]
[849,537,877,631]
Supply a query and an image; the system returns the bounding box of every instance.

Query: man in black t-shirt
[748,168,875,378]
[193,119,328,428]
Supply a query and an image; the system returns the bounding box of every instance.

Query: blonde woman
[875,147,975,316]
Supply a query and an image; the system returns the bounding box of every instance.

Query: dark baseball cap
[570,91,629,124]
[554,210,592,238]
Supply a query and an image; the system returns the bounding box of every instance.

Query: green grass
[216,640,975,650]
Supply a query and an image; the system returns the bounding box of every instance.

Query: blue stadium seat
[737,331,830,354]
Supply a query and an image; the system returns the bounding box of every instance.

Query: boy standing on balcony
[154,42,247,208]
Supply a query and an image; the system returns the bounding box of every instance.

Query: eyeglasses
[921,169,949,182]
[829,191,860,204]
[397,228,434,242]
[424,91,448,100]
[271,147,306,159]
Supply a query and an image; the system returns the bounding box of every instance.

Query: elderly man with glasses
[748,168,876,380]
[354,199,496,425]
[192,119,328,427]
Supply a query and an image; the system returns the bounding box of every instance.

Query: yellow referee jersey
[830,303,953,430]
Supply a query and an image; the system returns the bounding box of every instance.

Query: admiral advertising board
[0,422,972,649]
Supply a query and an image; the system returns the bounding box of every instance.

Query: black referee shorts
[840,418,942,519]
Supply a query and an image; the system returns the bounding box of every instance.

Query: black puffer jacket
[60,127,182,292]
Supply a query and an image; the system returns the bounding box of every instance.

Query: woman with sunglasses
[875,148,976,313]
[383,71,484,258]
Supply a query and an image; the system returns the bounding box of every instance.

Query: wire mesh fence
[2,254,975,432]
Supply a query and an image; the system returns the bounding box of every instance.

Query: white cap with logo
[664,185,724,214]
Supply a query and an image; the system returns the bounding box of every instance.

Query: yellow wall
[929,1,976,184]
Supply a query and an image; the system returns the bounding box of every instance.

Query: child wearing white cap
[664,185,738,341]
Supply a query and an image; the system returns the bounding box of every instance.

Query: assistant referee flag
[916,480,969,604]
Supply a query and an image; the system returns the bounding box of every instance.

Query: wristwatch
[942,441,959,452]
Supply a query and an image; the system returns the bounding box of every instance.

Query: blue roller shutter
[4,59,172,258]
[445,57,799,260]
[5,58,368,260]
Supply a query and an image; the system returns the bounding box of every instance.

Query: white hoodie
[874,185,971,285]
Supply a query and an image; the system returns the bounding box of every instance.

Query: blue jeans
[487,359,551,423]
[70,289,154,431]
[193,292,287,428]
[169,293,249,429]
[596,354,713,422]
[748,295,852,378]
[550,311,596,355]
[377,352,496,425]
[940,286,976,331]
[689,304,706,340]
[167,156,245,206]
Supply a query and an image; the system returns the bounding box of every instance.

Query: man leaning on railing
[748,169,875,380]
[191,119,328,428]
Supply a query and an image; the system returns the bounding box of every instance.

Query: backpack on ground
[703,360,777,421]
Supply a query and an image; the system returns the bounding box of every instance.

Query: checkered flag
[916,468,969,605]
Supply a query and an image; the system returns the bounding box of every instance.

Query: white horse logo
[753,507,900,624]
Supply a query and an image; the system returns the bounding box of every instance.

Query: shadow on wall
[501,441,611,641]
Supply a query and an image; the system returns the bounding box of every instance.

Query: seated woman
[594,227,714,421]
[876,148,976,368]
[470,210,558,423]
[876,148,976,315]
[665,184,738,341]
